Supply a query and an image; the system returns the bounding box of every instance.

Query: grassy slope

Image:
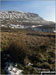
[1,29,55,74]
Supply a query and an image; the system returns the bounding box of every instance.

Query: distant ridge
[0,11,55,25]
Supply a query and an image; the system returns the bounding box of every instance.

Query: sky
[0,0,55,22]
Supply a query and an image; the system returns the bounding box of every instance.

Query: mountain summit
[0,11,55,26]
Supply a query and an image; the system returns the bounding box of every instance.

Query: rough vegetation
[1,29,55,74]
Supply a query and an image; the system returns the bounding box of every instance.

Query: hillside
[0,11,55,26]
[0,11,55,74]
[1,30,55,74]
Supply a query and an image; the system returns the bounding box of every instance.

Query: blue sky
[0,0,55,22]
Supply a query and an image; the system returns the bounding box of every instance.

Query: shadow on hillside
[1,42,27,69]
[26,33,55,38]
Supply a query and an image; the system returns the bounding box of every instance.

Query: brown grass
[1,30,55,72]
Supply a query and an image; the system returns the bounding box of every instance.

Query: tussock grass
[1,30,55,74]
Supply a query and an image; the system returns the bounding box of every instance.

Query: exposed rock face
[0,11,55,32]
[0,11,55,25]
